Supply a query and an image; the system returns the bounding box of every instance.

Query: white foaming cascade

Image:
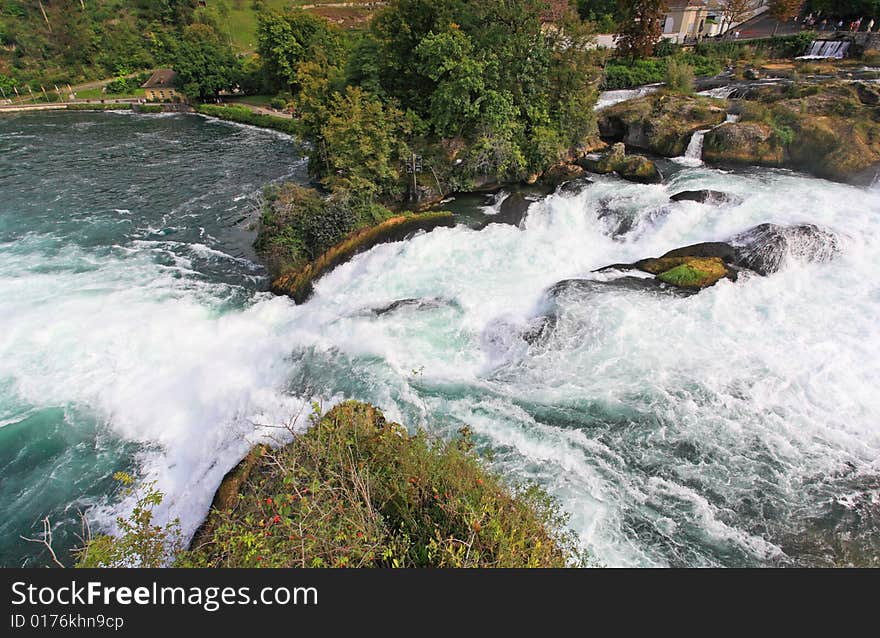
[595,84,662,111]
[674,114,740,167]
[798,40,851,60]
[4,166,880,566]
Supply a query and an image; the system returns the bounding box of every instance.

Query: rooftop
[141,70,178,89]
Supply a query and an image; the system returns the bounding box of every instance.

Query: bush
[181,402,585,568]
[105,77,134,95]
[77,473,182,568]
[654,40,680,57]
[255,184,397,275]
[666,59,695,94]
[602,58,665,89]
[864,49,880,65]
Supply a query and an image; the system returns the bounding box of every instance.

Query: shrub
[77,473,182,568]
[180,402,585,568]
[864,49,880,65]
[665,59,695,94]
[66,103,133,111]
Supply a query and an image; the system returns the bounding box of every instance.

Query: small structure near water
[141,69,184,102]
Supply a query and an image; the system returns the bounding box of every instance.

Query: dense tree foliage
[267,0,601,202]
[615,0,666,58]
[170,23,241,101]
[255,9,344,94]
[0,0,233,89]
[576,0,622,31]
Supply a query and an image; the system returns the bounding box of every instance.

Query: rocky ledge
[579,142,663,184]
[270,212,455,304]
[596,222,840,291]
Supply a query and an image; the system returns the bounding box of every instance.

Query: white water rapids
[2,114,880,567]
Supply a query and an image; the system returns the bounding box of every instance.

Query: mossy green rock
[581,143,662,184]
[656,257,729,289]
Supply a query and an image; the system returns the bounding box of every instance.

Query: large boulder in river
[730,223,840,275]
[595,223,841,291]
[705,82,880,184]
[542,162,586,187]
[597,246,738,291]
[598,93,728,157]
[703,122,785,167]
[580,143,663,184]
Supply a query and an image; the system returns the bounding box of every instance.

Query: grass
[75,87,145,100]
[230,94,275,107]
[196,1,378,52]
[196,103,299,135]
[181,401,585,568]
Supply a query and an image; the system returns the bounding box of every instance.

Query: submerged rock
[670,190,743,206]
[557,177,594,196]
[731,223,840,275]
[369,297,449,316]
[477,191,537,230]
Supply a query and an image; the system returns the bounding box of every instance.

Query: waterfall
[798,40,851,60]
[595,84,662,110]
[685,130,707,160]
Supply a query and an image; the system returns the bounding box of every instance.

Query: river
[1,111,878,567]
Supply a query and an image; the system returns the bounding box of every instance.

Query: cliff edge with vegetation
[182,401,584,568]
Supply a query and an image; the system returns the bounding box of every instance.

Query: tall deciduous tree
[770,0,803,35]
[615,0,667,58]
[171,24,240,101]
[256,9,344,93]
[720,0,755,35]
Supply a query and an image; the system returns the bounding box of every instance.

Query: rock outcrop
[670,190,743,205]
[271,212,456,303]
[595,224,840,291]
[598,93,728,157]
[579,143,663,184]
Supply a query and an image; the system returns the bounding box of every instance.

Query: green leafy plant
[76,472,182,568]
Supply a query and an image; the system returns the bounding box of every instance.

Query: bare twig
[21,517,65,568]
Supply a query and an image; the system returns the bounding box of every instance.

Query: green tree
[415,28,487,137]
[256,9,343,93]
[318,86,410,199]
[616,0,666,58]
[171,23,240,101]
